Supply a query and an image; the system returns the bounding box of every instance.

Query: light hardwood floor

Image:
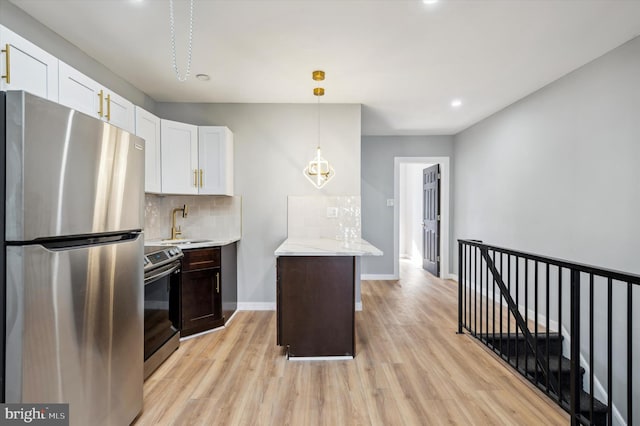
[134,260,569,425]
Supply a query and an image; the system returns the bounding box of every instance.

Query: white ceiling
[9,0,640,135]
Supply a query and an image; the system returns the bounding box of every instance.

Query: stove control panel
[144,245,184,272]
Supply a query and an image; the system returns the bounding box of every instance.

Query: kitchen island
[274,238,382,359]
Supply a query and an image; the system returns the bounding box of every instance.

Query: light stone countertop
[145,236,241,250]
[274,238,383,257]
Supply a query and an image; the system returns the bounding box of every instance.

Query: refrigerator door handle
[38,231,142,250]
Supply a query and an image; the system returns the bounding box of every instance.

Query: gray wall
[361,135,454,276]
[452,36,640,423]
[0,0,156,111]
[452,36,640,275]
[156,103,362,306]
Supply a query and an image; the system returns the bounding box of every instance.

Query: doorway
[394,157,450,280]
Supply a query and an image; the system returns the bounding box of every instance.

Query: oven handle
[144,262,181,285]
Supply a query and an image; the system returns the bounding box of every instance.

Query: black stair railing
[458,239,640,426]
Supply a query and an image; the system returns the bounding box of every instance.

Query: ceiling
[9,0,640,135]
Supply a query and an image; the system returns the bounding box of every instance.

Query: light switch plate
[386,199,394,207]
[326,207,338,218]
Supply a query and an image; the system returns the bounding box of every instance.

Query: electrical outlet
[326,207,338,218]
[386,199,394,207]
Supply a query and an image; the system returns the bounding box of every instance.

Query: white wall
[453,36,640,424]
[155,103,361,308]
[399,163,432,265]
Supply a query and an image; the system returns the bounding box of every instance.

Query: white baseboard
[361,274,398,280]
[224,309,238,326]
[288,356,353,361]
[237,302,276,311]
[237,302,362,311]
[180,325,224,341]
[447,273,459,281]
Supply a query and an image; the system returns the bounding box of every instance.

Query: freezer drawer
[5,235,143,426]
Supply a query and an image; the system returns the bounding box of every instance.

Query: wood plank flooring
[134,260,568,425]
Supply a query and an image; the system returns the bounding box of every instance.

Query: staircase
[458,239,640,426]
[480,333,608,425]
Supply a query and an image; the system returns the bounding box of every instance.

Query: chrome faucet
[170,204,189,240]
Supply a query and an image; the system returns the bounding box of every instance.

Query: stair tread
[477,330,562,339]
[481,332,563,341]
[482,333,564,356]
[512,354,580,374]
[561,390,609,414]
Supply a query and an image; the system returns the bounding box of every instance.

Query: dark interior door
[422,164,440,276]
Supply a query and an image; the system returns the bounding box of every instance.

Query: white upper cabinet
[161,119,199,195]
[58,61,134,133]
[135,107,161,193]
[107,91,135,133]
[58,61,101,116]
[160,122,235,196]
[0,25,58,101]
[198,126,234,196]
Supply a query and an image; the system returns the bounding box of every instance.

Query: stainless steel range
[143,245,183,379]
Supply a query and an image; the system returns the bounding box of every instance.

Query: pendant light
[303,70,335,189]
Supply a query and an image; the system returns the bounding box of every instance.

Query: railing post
[570,269,581,426]
[458,240,463,334]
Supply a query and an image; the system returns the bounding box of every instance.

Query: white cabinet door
[135,107,161,193]
[107,91,135,134]
[161,119,198,195]
[0,25,58,101]
[58,61,101,119]
[198,126,234,195]
[59,61,135,133]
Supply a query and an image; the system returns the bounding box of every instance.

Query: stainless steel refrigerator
[1,91,145,425]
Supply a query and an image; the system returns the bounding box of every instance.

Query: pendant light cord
[169,0,194,82]
[317,93,321,150]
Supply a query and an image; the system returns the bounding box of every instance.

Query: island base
[277,256,355,358]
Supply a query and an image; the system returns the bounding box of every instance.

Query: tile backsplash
[287,195,361,240]
[144,194,242,241]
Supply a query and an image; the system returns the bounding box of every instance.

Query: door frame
[394,157,450,280]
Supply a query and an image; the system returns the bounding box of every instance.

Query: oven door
[144,261,181,361]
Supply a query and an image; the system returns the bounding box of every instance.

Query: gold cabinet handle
[1,44,10,84]
[199,169,203,188]
[193,170,198,187]
[216,272,220,293]
[106,93,111,121]
[97,90,104,117]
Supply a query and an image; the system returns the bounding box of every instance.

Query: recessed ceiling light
[423,0,439,4]
[451,99,462,108]
[196,74,210,81]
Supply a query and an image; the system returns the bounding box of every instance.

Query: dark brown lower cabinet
[181,247,223,336]
[277,256,355,357]
[180,243,238,337]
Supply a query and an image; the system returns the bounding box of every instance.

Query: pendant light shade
[304,147,335,188]
[303,70,335,189]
